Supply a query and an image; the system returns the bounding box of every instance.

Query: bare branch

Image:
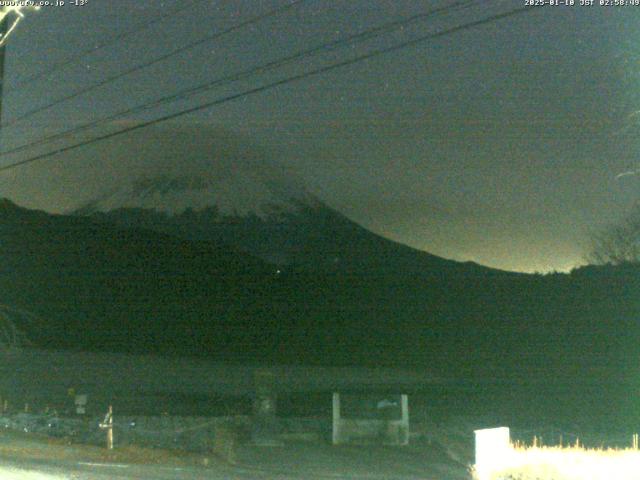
[587,204,640,266]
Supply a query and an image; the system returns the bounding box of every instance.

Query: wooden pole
[106,405,113,450]
[100,405,114,450]
[332,392,341,445]
[0,15,7,128]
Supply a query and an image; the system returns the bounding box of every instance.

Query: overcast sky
[1,0,639,273]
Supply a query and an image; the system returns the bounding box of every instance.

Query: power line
[131,0,481,118]
[0,4,538,174]
[2,0,306,129]
[0,0,479,158]
[10,0,205,91]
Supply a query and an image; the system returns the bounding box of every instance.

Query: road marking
[78,463,185,472]
[77,462,129,468]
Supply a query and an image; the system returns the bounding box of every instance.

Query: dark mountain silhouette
[80,202,495,275]
[2,197,520,368]
[5,196,640,423]
[0,198,280,357]
[73,171,508,278]
[2,196,638,400]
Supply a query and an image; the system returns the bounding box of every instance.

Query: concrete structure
[332,392,409,445]
[251,369,281,445]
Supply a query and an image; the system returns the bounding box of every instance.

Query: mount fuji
[73,158,476,275]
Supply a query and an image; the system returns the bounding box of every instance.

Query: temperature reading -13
[71,0,88,5]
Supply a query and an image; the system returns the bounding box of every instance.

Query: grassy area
[473,442,640,480]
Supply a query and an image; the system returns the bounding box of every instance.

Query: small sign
[474,427,511,474]
[74,394,87,415]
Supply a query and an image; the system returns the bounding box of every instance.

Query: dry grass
[472,442,640,480]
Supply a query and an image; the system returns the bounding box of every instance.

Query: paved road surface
[0,443,469,480]
[0,426,471,480]
[0,458,277,479]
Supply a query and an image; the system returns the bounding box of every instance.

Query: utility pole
[0,7,40,130]
[0,14,9,126]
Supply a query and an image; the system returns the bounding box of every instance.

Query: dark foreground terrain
[0,422,471,480]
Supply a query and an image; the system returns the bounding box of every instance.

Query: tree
[588,203,640,265]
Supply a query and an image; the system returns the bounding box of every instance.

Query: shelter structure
[332,392,409,445]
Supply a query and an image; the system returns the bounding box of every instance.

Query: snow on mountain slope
[67,125,319,219]
[76,171,318,219]
[76,172,312,218]
[69,127,484,273]
[71,136,329,265]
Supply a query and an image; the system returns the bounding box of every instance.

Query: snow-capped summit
[76,171,317,219]
[72,125,319,219]
[70,127,468,274]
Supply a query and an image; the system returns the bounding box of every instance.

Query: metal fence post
[99,405,114,450]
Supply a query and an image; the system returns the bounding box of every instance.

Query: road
[0,424,470,479]
[0,457,281,480]
[0,443,470,480]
